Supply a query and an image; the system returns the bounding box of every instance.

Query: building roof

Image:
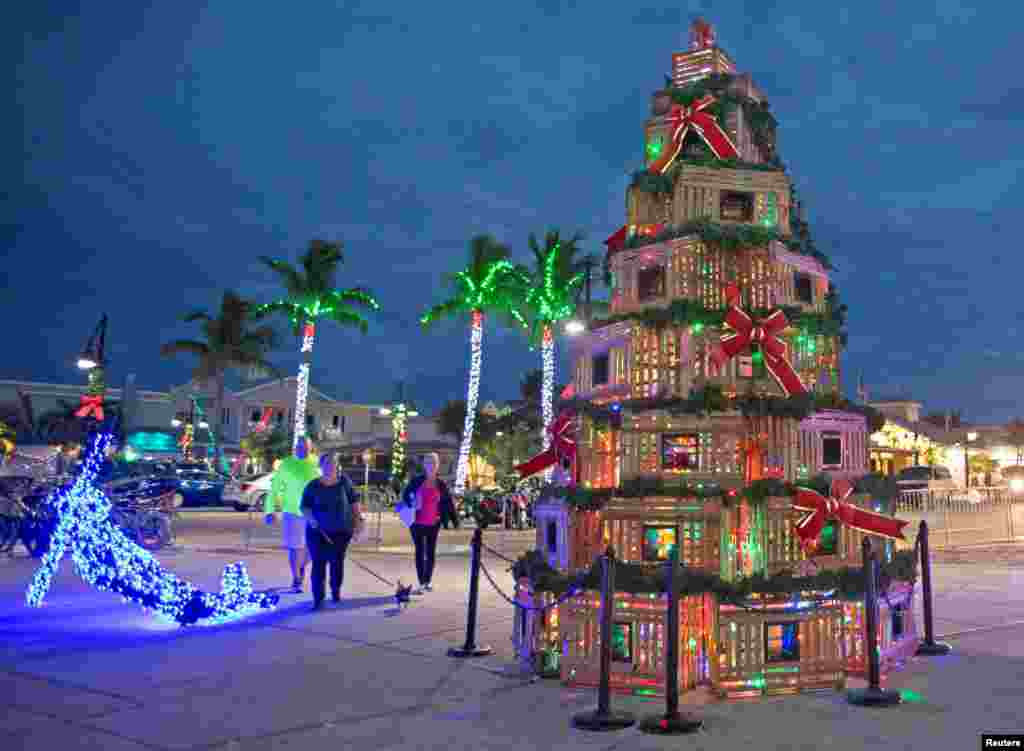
[0,380,170,402]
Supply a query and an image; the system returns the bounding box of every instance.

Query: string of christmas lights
[26,428,278,625]
[292,323,315,448]
[455,310,484,495]
[391,402,408,480]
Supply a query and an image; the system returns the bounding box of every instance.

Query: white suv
[223,473,272,512]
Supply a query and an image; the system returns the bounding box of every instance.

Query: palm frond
[420,299,464,328]
[160,339,210,358]
[259,256,306,297]
[328,287,381,312]
[328,308,370,334]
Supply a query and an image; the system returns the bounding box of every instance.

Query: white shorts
[281,512,307,550]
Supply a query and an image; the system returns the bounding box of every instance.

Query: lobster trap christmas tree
[514,19,919,700]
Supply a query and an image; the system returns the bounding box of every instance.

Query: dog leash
[317,527,396,588]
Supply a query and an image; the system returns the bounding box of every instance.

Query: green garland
[511,548,917,602]
[562,387,880,433]
[622,218,832,271]
[541,471,896,514]
[592,298,845,340]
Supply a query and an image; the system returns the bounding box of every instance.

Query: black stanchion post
[848,538,901,706]
[640,546,701,735]
[572,548,635,731]
[448,528,493,658]
[915,520,952,656]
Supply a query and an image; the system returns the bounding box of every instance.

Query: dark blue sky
[8,2,1020,421]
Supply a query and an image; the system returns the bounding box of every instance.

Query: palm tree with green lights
[161,291,279,471]
[522,230,586,460]
[421,234,527,495]
[257,240,380,450]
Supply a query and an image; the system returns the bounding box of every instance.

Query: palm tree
[521,230,586,459]
[257,239,380,451]
[421,234,527,495]
[161,290,279,470]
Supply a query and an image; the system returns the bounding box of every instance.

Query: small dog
[394,580,413,610]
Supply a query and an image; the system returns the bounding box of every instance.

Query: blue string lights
[26,428,278,625]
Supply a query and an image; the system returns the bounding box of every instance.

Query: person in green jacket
[264,437,321,592]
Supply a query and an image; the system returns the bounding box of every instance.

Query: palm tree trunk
[541,324,555,473]
[214,372,226,473]
[293,322,316,450]
[455,310,484,495]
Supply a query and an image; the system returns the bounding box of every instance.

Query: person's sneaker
[292,579,303,594]
[331,593,341,603]
[423,583,433,592]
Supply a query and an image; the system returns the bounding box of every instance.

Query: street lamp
[965,431,978,488]
[77,314,107,370]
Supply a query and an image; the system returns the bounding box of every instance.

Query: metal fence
[895,488,1024,549]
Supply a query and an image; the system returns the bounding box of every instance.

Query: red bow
[710,284,807,397]
[648,95,739,174]
[75,395,104,421]
[515,411,577,479]
[793,478,908,546]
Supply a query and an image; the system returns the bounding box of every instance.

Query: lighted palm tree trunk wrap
[455,310,484,495]
[293,322,315,449]
[541,325,555,455]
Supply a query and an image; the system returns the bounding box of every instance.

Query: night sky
[8,2,1020,421]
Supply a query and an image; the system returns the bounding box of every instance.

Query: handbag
[397,500,416,528]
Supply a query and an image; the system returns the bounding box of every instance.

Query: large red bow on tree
[514,411,577,479]
[75,395,104,421]
[648,95,739,174]
[793,478,908,547]
[710,284,807,397]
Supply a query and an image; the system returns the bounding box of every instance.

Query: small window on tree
[611,622,633,663]
[662,433,699,472]
[637,266,665,302]
[813,520,838,556]
[592,353,610,386]
[738,355,754,378]
[642,525,677,562]
[794,272,814,304]
[765,622,800,663]
[822,432,842,467]
[720,191,754,222]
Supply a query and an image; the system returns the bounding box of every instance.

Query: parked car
[896,465,981,503]
[223,473,272,512]
[895,465,959,493]
[175,470,228,507]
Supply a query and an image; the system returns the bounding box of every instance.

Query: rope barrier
[478,556,590,613]
[480,541,518,565]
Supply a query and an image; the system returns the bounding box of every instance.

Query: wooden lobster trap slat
[560,591,714,695]
[712,595,847,699]
[601,496,722,573]
[842,582,920,677]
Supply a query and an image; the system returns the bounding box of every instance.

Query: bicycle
[109,493,177,551]
[0,484,57,557]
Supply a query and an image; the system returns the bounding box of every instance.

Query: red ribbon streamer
[515,411,577,479]
[710,284,807,397]
[648,95,739,174]
[793,478,908,546]
[75,395,104,421]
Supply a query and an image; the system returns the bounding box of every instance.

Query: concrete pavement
[2,541,1024,750]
